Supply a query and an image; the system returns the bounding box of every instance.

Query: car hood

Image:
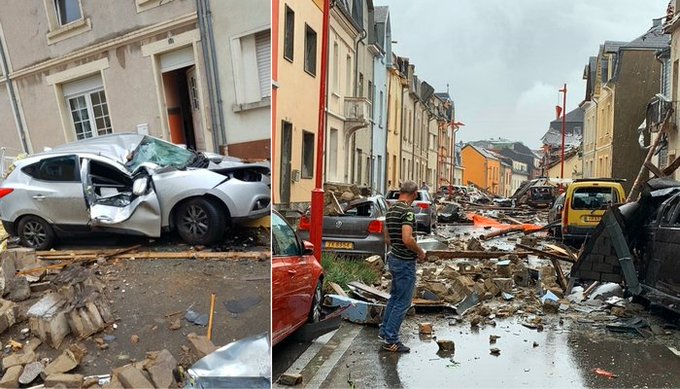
[44,133,270,174]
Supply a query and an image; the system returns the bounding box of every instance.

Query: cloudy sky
[382,0,669,148]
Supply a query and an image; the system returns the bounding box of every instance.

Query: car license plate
[584,215,601,222]
[324,241,354,250]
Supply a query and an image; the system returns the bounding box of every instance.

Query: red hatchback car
[272,210,324,346]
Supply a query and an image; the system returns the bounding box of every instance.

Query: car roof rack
[573,178,626,183]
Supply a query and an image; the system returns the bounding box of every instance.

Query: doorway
[162,66,199,150]
[280,121,293,205]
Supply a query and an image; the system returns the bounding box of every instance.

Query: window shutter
[255,30,271,98]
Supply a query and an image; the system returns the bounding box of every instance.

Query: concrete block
[0,365,22,388]
[593,263,614,273]
[144,349,177,389]
[484,279,501,297]
[117,365,153,389]
[2,351,35,369]
[44,373,84,389]
[0,252,16,296]
[44,349,79,376]
[27,293,70,349]
[187,333,217,359]
[0,299,17,334]
[4,248,38,273]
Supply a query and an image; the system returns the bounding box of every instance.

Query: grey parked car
[386,189,437,234]
[297,195,388,260]
[0,134,270,249]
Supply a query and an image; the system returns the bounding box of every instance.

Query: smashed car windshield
[125,136,195,171]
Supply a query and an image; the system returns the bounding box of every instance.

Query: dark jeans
[379,254,416,344]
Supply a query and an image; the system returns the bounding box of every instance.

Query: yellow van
[560,179,626,241]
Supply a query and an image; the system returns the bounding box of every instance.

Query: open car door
[80,158,162,237]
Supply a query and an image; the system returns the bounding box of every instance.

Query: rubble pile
[0,245,270,388]
[323,182,372,216]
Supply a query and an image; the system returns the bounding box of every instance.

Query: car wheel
[176,198,225,246]
[308,280,323,323]
[17,216,55,250]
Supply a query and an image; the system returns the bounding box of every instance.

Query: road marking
[304,324,362,389]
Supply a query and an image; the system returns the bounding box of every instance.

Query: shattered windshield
[125,136,195,172]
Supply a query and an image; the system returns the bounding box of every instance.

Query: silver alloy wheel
[181,204,209,239]
[23,220,47,248]
[311,281,323,322]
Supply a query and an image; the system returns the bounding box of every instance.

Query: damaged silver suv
[0,134,271,249]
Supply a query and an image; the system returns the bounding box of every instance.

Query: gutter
[0,37,28,153]
[196,0,224,153]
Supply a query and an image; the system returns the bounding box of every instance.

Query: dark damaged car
[0,134,270,249]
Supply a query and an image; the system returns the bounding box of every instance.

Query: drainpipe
[352,29,367,184]
[196,0,225,153]
[0,38,28,153]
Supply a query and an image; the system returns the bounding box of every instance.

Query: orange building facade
[461,144,501,195]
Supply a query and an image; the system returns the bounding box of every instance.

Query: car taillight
[368,220,384,234]
[0,188,13,199]
[298,215,311,231]
[417,203,430,210]
[562,200,569,234]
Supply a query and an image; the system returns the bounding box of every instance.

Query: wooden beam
[37,250,269,261]
[663,154,680,176]
[515,243,574,263]
[644,161,665,178]
[427,250,531,259]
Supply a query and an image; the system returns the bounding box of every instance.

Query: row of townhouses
[539,12,674,195]
[272,0,463,207]
[0,0,270,174]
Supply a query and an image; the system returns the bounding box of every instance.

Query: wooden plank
[515,243,574,263]
[549,257,568,291]
[480,225,525,240]
[663,154,680,176]
[644,161,665,178]
[427,250,531,259]
[328,282,347,297]
[37,251,269,261]
[347,281,390,301]
[544,243,578,262]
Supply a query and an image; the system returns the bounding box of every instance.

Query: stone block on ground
[117,365,153,389]
[44,373,84,389]
[493,278,514,293]
[44,349,80,376]
[511,263,530,287]
[0,299,17,335]
[419,323,433,334]
[0,252,17,296]
[278,373,303,386]
[187,333,217,359]
[484,279,501,297]
[27,293,69,349]
[439,265,460,279]
[3,248,38,273]
[7,276,31,302]
[143,349,177,389]
[2,350,36,369]
[364,255,384,273]
[466,237,484,251]
[19,361,43,385]
[66,302,107,339]
[0,365,22,388]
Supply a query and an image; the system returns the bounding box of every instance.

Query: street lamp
[559,83,567,180]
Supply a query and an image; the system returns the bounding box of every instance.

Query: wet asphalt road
[274,222,680,388]
[278,316,680,388]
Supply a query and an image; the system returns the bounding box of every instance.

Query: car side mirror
[132,177,148,196]
[302,240,314,256]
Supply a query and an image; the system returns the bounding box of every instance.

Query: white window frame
[230,26,272,111]
[43,0,91,45]
[65,88,112,140]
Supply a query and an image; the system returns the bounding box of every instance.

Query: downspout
[0,37,28,153]
[196,0,224,153]
[353,28,367,184]
[399,83,405,184]
[412,98,416,181]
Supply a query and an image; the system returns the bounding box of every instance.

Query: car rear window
[386,191,425,201]
[571,187,619,210]
[343,201,375,217]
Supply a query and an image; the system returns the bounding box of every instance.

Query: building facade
[272,0,323,205]
[0,0,221,159]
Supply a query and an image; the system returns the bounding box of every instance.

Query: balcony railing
[344,97,372,124]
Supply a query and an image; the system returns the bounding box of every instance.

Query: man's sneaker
[378,333,385,342]
[382,342,410,353]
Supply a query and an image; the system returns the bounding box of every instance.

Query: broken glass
[125,136,196,172]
